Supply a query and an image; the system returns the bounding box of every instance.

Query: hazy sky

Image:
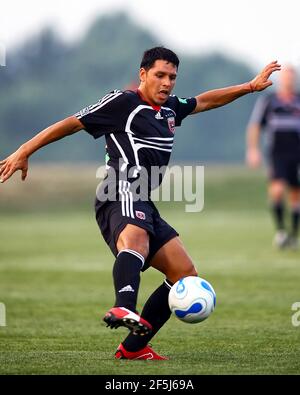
[2,0,300,69]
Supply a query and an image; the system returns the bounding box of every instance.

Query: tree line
[0,12,261,163]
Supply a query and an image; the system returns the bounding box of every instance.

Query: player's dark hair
[140,46,179,70]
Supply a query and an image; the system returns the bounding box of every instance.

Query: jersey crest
[167,116,175,133]
[135,210,146,220]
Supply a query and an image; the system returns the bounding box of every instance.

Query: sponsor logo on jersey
[178,98,188,104]
[135,211,146,220]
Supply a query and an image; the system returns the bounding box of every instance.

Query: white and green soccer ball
[168,276,216,323]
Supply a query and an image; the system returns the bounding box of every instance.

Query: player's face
[139,60,177,106]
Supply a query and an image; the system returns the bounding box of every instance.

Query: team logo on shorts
[167,117,175,134]
[135,211,146,220]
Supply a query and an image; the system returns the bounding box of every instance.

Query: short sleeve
[248,95,271,128]
[74,90,127,139]
[165,96,197,126]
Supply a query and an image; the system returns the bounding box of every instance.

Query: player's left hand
[250,61,281,92]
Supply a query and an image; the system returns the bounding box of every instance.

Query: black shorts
[269,155,300,187]
[95,199,179,271]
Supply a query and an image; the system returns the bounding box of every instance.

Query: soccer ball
[168,276,216,323]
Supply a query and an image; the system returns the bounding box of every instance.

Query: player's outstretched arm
[0,116,84,183]
[192,61,281,113]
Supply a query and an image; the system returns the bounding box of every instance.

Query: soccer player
[246,65,300,249]
[0,47,280,359]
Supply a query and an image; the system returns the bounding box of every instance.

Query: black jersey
[249,93,300,157]
[75,90,196,202]
[75,89,196,170]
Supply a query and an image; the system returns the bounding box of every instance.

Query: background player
[0,47,280,359]
[246,65,300,249]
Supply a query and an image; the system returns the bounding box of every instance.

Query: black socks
[271,201,300,237]
[112,251,173,351]
[122,279,173,352]
[291,207,300,237]
[271,201,285,231]
[113,249,145,312]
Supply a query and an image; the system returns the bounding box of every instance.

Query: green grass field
[0,165,300,375]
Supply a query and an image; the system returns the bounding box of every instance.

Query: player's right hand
[0,148,29,183]
[246,148,261,168]
[250,61,281,92]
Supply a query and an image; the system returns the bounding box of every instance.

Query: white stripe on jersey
[86,103,175,177]
[100,91,120,103]
[125,105,162,173]
[142,137,174,141]
[120,180,126,217]
[76,93,118,117]
[125,182,129,217]
[133,137,173,147]
[76,90,122,119]
[110,133,129,171]
[128,132,142,176]
[129,186,134,219]
[161,106,176,116]
[87,93,115,111]
[125,105,152,134]
[119,181,135,219]
[88,92,123,115]
[134,144,172,153]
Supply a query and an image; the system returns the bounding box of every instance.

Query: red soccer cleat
[115,343,168,360]
[103,307,152,336]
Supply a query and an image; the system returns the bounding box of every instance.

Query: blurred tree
[0,12,259,163]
